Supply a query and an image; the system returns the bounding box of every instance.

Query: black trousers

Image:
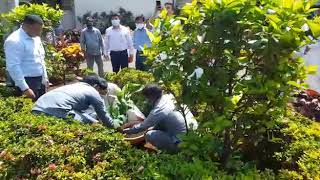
[110,50,128,73]
[15,76,46,101]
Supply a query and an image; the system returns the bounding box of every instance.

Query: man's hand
[43,79,50,88]
[23,89,36,99]
[104,54,111,61]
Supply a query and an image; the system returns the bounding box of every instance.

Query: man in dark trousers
[104,14,134,73]
[4,14,49,100]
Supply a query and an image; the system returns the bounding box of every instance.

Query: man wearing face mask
[4,14,48,101]
[133,15,152,71]
[104,14,134,73]
[80,17,105,77]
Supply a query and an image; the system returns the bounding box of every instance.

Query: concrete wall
[0,0,19,13]
[74,0,172,29]
[0,0,7,13]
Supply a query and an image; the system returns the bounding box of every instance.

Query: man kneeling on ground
[122,84,197,153]
[32,75,117,128]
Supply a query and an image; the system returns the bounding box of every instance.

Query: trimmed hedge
[0,69,319,179]
[0,97,276,179]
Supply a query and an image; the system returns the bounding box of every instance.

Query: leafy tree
[77,8,136,34]
[145,0,320,168]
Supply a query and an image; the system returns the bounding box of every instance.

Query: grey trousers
[86,54,104,77]
[145,130,181,153]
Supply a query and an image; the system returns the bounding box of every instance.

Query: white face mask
[111,19,120,27]
[136,23,145,29]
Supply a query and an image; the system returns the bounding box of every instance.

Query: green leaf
[306,65,318,75]
[307,20,320,37]
[287,81,301,88]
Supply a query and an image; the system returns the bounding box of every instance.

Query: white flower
[301,24,309,32]
[194,67,204,79]
[159,52,168,60]
[208,59,215,67]
[171,20,181,26]
[197,32,206,43]
[267,9,276,14]
[248,40,257,44]
[286,27,291,31]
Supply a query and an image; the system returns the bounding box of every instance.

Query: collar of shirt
[19,27,33,40]
[85,27,96,32]
[136,27,147,32]
[112,25,129,32]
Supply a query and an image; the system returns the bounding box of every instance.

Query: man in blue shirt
[32,75,117,128]
[4,15,48,100]
[133,15,152,71]
[80,17,105,77]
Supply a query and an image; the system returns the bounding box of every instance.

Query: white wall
[74,0,171,29]
[0,0,19,13]
[0,0,7,13]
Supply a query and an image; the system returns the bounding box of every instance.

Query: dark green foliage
[0,86,15,98]
[78,8,135,33]
[105,68,155,88]
[105,68,155,115]
[146,0,320,170]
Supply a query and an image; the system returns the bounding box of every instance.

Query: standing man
[164,2,175,17]
[133,15,152,71]
[104,14,134,73]
[4,14,48,100]
[80,17,105,77]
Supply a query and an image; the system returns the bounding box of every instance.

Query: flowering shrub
[60,43,85,74]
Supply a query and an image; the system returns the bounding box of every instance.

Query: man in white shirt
[104,14,134,73]
[4,14,48,100]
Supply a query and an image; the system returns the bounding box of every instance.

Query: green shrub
[0,86,16,98]
[0,96,277,179]
[105,68,155,115]
[146,0,320,169]
[274,110,320,179]
[105,68,155,88]
[0,3,63,33]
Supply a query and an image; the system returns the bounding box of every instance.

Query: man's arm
[123,110,163,134]
[97,30,104,55]
[104,29,110,56]
[88,91,114,128]
[133,31,137,49]
[125,29,134,55]
[4,40,29,91]
[80,30,86,51]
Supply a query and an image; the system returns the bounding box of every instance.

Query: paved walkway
[80,58,136,73]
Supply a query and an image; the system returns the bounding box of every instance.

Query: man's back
[33,82,102,118]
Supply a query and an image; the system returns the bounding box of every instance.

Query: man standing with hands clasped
[133,15,152,71]
[80,17,105,77]
[104,13,134,73]
[4,14,49,100]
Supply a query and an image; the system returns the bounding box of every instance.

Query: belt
[110,50,127,53]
